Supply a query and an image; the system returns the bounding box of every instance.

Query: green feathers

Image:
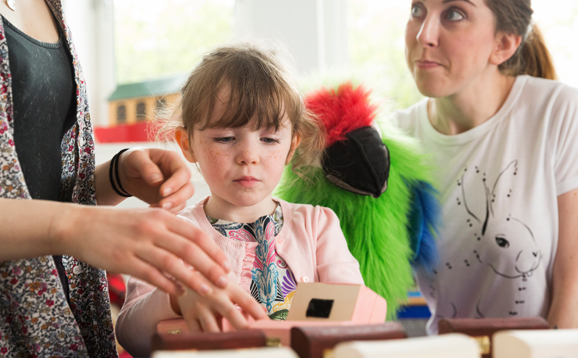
[276,119,435,319]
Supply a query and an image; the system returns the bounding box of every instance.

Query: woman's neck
[428,73,517,135]
[0,0,60,43]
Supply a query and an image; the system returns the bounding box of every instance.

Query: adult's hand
[51,204,231,296]
[170,272,268,333]
[117,148,195,213]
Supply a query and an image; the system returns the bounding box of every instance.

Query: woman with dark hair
[392,0,578,334]
[0,1,262,356]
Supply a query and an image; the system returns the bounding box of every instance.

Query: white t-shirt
[391,75,578,334]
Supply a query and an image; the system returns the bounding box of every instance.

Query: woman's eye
[445,9,465,21]
[214,137,234,143]
[411,4,424,18]
[261,137,280,144]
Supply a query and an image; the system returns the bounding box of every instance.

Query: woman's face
[405,0,500,98]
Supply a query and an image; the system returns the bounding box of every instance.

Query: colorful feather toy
[276,82,440,318]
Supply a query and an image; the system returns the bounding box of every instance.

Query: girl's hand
[171,273,269,333]
[118,148,194,213]
[52,204,231,297]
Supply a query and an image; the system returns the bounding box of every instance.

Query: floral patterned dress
[0,1,116,357]
[208,204,297,320]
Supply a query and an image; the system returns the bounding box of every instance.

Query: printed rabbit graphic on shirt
[428,160,543,319]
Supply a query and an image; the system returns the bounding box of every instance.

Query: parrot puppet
[275,82,440,319]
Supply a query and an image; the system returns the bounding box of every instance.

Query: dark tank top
[4,15,76,301]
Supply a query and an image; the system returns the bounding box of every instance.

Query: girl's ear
[175,127,197,163]
[490,31,522,66]
[285,134,302,165]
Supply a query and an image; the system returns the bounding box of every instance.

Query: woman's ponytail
[517,25,557,80]
[486,0,557,80]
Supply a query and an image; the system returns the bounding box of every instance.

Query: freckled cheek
[199,154,228,186]
[264,147,287,161]
[265,149,290,173]
[196,145,231,173]
[203,148,229,163]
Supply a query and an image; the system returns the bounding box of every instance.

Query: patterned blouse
[207,204,297,320]
[0,1,117,357]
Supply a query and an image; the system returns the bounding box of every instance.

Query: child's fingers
[215,302,250,331]
[184,316,203,333]
[231,286,269,321]
[198,310,221,333]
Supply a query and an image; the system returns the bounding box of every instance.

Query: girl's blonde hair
[159,41,324,172]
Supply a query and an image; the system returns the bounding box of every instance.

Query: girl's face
[177,91,300,220]
[405,0,502,98]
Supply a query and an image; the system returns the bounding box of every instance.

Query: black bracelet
[109,148,132,197]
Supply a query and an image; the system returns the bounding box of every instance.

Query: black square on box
[306,299,334,318]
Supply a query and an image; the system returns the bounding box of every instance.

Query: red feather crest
[305,82,377,147]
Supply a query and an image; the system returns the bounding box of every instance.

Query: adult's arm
[0,198,230,296]
[548,187,578,328]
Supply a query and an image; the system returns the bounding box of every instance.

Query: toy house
[95,74,187,142]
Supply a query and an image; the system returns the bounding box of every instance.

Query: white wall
[62,0,116,127]
[234,0,349,76]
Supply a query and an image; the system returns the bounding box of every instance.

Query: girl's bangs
[198,74,300,132]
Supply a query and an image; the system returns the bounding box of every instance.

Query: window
[117,104,127,123]
[348,1,423,111]
[136,101,147,121]
[114,0,234,85]
[156,97,167,112]
[532,0,578,87]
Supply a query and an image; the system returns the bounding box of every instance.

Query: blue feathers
[407,181,441,272]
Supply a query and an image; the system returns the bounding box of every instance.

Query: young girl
[115,42,364,357]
